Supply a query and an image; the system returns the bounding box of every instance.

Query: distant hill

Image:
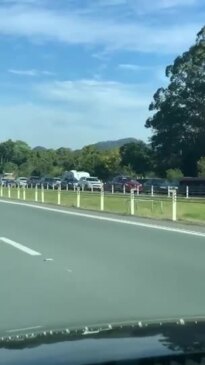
[91,138,138,151]
[33,146,47,151]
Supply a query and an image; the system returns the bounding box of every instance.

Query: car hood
[1,318,205,364]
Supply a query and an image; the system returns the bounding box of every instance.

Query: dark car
[1,178,16,187]
[61,178,79,190]
[179,177,205,196]
[40,177,60,189]
[143,178,178,194]
[27,176,41,188]
[104,176,142,193]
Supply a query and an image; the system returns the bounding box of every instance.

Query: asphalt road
[0,200,205,337]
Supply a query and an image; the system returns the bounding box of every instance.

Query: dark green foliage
[146,26,205,176]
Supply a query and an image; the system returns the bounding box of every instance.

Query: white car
[15,177,28,187]
[78,177,102,191]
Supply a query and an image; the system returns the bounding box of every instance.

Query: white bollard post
[52,184,54,191]
[47,183,49,190]
[66,184,68,191]
[186,185,189,199]
[123,185,126,194]
[168,186,170,198]
[77,188,80,208]
[0,185,3,197]
[172,190,177,221]
[31,183,33,190]
[137,185,139,196]
[100,188,104,211]
[111,185,114,194]
[82,185,84,192]
[91,185,94,193]
[151,185,154,197]
[130,189,135,216]
[41,185,44,203]
[160,201,163,213]
[17,186,20,199]
[8,185,11,198]
[74,185,76,192]
[23,187,26,201]
[35,186,38,202]
[57,187,61,205]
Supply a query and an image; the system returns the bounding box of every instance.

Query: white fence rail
[0,185,181,222]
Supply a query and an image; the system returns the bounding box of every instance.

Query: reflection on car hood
[1,318,205,364]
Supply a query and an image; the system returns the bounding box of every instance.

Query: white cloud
[126,0,199,13]
[0,103,86,148]
[118,64,151,71]
[157,0,198,9]
[0,5,201,54]
[8,69,55,76]
[0,79,154,147]
[118,63,169,84]
[8,69,38,76]
[0,100,151,148]
[36,79,151,109]
[41,70,55,76]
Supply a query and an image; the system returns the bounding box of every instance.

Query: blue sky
[0,0,204,148]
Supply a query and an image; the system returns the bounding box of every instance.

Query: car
[27,176,41,188]
[179,177,205,196]
[40,177,60,189]
[78,177,102,191]
[143,178,178,194]
[104,176,142,193]
[0,178,16,187]
[0,178,8,186]
[15,177,28,187]
[53,177,62,185]
[61,178,79,190]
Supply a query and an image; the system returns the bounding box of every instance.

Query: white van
[62,170,90,181]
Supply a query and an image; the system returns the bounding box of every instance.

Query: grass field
[2,186,205,223]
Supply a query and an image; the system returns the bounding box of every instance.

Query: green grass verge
[2,187,205,223]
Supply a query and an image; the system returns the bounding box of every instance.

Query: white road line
[7,325,42,333]
[0,237,41,256]
[0,199,205,238]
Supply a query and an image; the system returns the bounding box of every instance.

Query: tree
[12,140,31,166]
[3,162,18,174]
[0,140,15,166]
[197,156,205,176]
[94,149,121,179]
[119,142,152,176]
[145,26,205,176]
[54,147,74,171]
[30,150,54,176]
[166,168,183,181]
[76,146,101,175]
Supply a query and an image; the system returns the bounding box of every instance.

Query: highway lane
[0,201,205,336]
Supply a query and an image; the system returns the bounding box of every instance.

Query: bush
[197,157,205,177]
[166,168,183,181]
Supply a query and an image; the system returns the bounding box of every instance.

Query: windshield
[1,0,205,357]
[86,177,99,182]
